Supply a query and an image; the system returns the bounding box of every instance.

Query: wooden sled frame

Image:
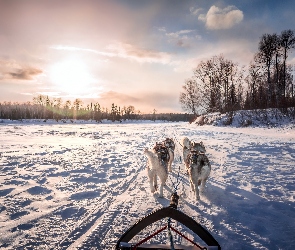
[115,194,221,250]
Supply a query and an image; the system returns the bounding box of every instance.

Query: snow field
[0,122,294,249]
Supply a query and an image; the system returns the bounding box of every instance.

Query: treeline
[180,29,295,115]
[0,95,193,122]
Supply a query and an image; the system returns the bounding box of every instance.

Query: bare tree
[179,78,200,115]
[245,53,265,108]
[73,99,82,119]
[194,58,219,113]
[258,33,279,106]
[280,30,295,100]
[192,55,244,113]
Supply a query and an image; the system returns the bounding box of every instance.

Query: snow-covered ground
[0,120,294,249]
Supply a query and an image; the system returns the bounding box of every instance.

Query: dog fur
[187,152,211,200]
[190,141,206,154]
[182,138,207,172]
[162,138,175,172]
[182,137,191,171]
[144,148,168,198]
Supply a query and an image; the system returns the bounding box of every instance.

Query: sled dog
[182,137,191,171]
[187,150,211,200]
[144,144,170,198]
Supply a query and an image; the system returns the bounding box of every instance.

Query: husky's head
[182,137,191,149]
[163,138,174,149]
[190,141,206,154]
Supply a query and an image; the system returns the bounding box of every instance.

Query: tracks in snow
[59,156,147,249]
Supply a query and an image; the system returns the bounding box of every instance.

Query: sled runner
[114,193,221,250]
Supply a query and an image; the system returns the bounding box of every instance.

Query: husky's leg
[158,183,164,198]
[190,179,195,192]
[185,161,190,175]
[200,177,207,192]
[158,174,167,198]
[147,168,156,193]
[168,159,172,172]
[194,182,200,200]
[153,174,158,191]
[168,149,174,172]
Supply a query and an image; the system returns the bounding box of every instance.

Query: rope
[169,129,187,193]
[170,130,185,164]
[167,217,175,250]
[166,130,182,250]
[176,140,184,148]
[168,165,182,193]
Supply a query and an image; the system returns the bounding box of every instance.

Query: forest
[0,96,193,122]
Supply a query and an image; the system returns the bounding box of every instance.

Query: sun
[50,59,94,95]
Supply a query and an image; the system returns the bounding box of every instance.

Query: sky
[0,0,295,113]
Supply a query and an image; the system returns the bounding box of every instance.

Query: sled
[114,193,221,250]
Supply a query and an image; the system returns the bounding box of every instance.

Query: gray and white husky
[187,150,211,200]
[182,137,206,172]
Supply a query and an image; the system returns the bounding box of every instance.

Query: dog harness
[188,151,208,174]
[164,138,175,151]
[153,143,170,164]
[188,151,199,164]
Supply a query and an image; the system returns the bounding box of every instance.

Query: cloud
[199,5,244,30]
[158,27,167,33]
[51,45,115,58]
[166,29,194,39]
[106,42,172,64]
[158,28,200,48]
[190,7,203,16]
[8,68,42,80]
[52,43,172,65]
[0,60,42,81]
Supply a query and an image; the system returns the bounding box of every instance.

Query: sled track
[58,156,146,249]
[79,167,193,248]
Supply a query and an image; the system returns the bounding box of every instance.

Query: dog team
[144,137,211,200]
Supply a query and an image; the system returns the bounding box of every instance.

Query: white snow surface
[0,119,294,249]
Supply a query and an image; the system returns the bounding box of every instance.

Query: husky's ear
[200,141,204,147]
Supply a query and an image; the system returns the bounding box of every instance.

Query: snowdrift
[193,108,295,128]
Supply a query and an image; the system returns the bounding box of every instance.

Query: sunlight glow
[50,59,94,95]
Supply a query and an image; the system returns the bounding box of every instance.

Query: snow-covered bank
[0,122,294,249]
[193,108,295,128]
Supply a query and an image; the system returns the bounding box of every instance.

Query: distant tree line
[180,29,295,115]
[0,95,193,122]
